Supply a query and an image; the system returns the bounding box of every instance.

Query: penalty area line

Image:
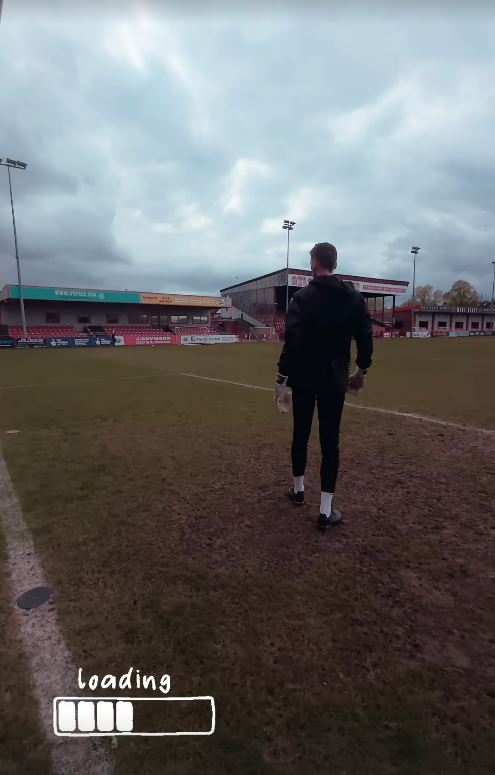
[0,451,113,775]
[180,373,495,437]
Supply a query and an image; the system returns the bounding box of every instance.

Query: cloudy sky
[1,1,494,298]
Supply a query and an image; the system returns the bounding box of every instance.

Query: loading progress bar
[53,696,215,737]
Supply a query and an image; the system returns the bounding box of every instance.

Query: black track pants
[291,387,346,493]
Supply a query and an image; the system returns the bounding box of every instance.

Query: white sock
[293,476,304,493]
[320,492,334,517]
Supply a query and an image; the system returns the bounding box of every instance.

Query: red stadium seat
[8,324,81,339]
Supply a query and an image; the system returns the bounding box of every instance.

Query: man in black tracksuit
[275,242,373,531]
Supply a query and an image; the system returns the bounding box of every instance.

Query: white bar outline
[53,696,216,737]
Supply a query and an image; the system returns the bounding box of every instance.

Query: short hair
[310,242,337,271]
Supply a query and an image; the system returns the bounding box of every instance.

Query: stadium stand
[274,312,286,338]
[8,325,82,338]
[223,308,284,339]
[104,323,225,337]
[370,317,393,338]
[86,325,106,334]
[170,326,217,336]
[102,325,163,335]
[213,318,252,339]
[249,326,278,341]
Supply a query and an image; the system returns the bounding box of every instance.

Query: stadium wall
[0,300,213,329]
[414,312,487,329]
[385,306,495,333]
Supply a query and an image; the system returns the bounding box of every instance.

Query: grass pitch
[0,338,494,774]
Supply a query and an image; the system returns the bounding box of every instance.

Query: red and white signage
[350,280,407,295]
[288,274,407,295]
[123,333,177,346]
[180,334,238,345]
[288,274,311,288]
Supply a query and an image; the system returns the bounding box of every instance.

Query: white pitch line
[180,372,495,437]
[181,373,271,392]
[0,451,113,775]
[345,401,495,435]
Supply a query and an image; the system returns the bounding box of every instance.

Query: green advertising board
[7,286,141,304]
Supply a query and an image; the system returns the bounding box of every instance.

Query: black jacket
[277,275,373,392]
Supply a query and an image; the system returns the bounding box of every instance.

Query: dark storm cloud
[0,200,130,288]
[1,4,495,297]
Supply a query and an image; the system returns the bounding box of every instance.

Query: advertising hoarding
[123,333,176,346]
[140,293,230,307]
[7,286,141,304]
[287,275,407,295]
[180,334,238,345]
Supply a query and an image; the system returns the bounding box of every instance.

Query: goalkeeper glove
[275,373,291,414]
[347,367,367,395]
